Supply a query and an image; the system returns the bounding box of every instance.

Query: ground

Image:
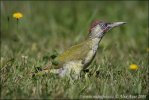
[0,1,148,99]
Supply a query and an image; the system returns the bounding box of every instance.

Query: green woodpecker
[39,20,126,78]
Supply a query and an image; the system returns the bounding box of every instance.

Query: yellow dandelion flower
[147,48,149,52]
[129,64,139,70]
[13,12,23,19]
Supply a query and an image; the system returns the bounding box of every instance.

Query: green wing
[54,39,92,69]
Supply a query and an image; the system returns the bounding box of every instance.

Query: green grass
[0,1,148,99]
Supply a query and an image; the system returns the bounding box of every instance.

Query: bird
[34,20,126,79]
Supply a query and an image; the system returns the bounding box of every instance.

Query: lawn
[0,1,148,99]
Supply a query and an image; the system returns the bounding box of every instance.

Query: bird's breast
[83,49,96,66]
[82,38,100,68]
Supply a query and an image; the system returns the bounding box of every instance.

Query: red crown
[89,20,102,33]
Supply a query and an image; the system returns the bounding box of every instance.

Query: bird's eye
[101,24,105,27]
[101,23,106,29]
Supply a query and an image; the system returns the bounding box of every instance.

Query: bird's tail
[32,68,60,77]
[32,63,60,77]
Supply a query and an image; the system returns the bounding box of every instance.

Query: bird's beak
[108,22,127,28]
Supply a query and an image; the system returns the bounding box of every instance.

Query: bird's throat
[91,38,101,51]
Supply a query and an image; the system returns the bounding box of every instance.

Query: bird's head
[88,20,126,39]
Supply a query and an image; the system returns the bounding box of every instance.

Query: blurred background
[0,1,148,99]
